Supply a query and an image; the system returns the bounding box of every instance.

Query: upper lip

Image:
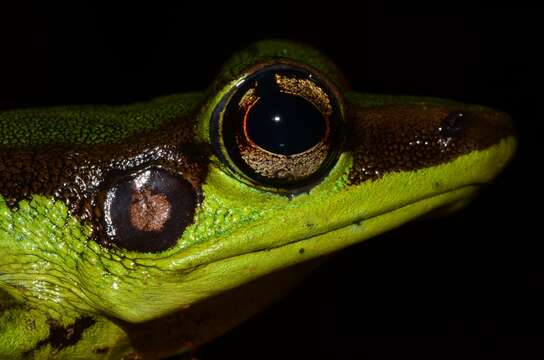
[164,184,482,271]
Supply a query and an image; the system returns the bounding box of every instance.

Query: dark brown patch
[345,104,514,185]
[93,347,110,354]
[121,352,144,360]
[33,316,96,352]
[0,290,16,314]
[0,116,209,251]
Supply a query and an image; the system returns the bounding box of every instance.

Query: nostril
[440,111,468,138]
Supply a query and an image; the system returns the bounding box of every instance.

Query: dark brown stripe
[0,116,210,248]
[25,316,96,355]
[345,104,514,185]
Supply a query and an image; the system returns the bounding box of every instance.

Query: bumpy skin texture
[0,41,516,359]
[0,93,202,147]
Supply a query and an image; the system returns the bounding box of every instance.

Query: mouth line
[208,183,482,265]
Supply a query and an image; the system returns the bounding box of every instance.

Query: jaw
[113,186,479,355]
[53,130,513,324]
[172,135,516,265]
[106,135,514,323]
[175,183,480,295]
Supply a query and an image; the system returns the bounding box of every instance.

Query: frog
[0,40,516,359]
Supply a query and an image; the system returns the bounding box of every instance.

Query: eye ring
[210,62,344,190]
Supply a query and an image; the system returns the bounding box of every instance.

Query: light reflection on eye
[133,169,152,189]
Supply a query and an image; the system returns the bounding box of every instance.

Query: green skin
[0,41,516,359]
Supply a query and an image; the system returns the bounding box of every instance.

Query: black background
[1,3,542,359]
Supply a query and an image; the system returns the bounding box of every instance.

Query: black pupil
[246,93,326,155]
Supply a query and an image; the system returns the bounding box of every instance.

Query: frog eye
[99,167,196,252]
[211,64,343,189]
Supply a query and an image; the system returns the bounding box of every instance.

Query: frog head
[0,40,516,357]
